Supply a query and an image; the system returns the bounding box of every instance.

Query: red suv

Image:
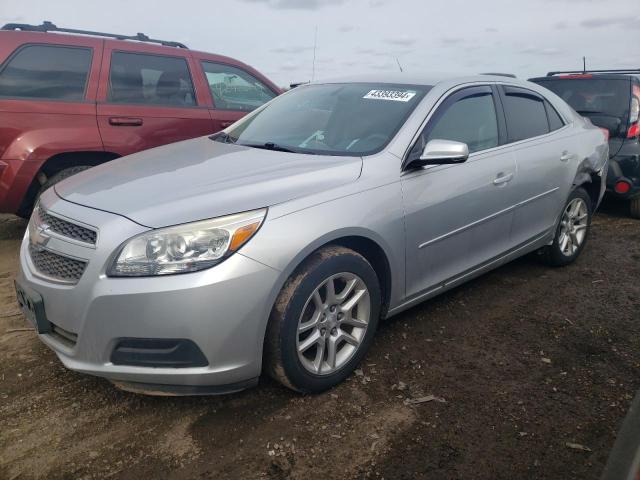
[0,22,281,217]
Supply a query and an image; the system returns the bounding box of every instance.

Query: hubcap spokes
[296,272,371,375]
[558,198,588,256]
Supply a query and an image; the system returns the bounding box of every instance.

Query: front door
[401,86,518,299]
[96,42,212,157]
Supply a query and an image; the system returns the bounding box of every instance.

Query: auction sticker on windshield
[363,90,417,102]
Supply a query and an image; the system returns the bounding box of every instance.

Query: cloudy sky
[1,0,638,87]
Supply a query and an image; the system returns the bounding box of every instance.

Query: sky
[1,0,639,87]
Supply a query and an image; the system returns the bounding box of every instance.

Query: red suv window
[108,52,196,107]
[201,61,276,112]
[0,44,92,101]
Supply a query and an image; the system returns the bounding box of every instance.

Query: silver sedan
[15,74,608,395]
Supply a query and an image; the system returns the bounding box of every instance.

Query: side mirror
[408,139,469,168]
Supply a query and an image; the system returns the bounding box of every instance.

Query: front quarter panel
[240,153,406,329]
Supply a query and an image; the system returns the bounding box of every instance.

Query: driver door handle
[560,151,573,162]
[493,172,514,186]
[109,117,143,126]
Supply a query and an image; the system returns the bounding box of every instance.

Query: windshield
[533,77,630,120]
[215,83,430,156]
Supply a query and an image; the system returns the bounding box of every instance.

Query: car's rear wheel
[540,187,592,267]
[265,245,381,393]
[630,197,640,219]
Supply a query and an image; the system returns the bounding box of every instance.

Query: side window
[502,89,550,142]
[414,91,499,156]
[545,101,565,131]
[108,52,196,107]
[0,45,91,100]
[201,61,277,112]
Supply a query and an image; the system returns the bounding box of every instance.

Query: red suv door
[96,41,213,156]
[192,53,280,132]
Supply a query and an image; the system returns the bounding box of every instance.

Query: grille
[39,208,97,244]
[28,244,87,283]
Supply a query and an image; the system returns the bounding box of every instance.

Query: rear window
[0,45,91,100]
[533,77,630,124]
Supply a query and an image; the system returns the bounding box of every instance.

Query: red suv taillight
[627,85,640,138]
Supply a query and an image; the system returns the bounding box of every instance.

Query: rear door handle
[560,151,573,162]
[493,172,514,186]
[109,117,143,126]
[219,120,234,129]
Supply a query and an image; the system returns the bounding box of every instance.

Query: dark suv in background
[0,22,280,217]
[531,70,640,218]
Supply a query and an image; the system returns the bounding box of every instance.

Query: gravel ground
[0,199,638,480]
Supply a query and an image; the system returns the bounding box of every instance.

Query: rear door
[96,42,212,157]
[498,85,576,246]
[194,58,279,132]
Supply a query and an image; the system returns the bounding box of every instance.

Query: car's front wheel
[265,245,381,393]
[540,187,592,266]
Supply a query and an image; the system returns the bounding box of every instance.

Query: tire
[630,197,640,219]
[540,187,592,267]
[265,245,381,393]
[36,166,93,205]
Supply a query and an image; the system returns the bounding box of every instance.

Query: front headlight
[108,209,266,277]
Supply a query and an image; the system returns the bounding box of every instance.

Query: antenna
[583,56,586,73]
[395,57,403,73]
[312,26,318,81]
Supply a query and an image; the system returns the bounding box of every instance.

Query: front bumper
[17,190,280,393]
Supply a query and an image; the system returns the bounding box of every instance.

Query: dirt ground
[0,199,638,480]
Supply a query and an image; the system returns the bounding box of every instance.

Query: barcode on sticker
[363,90,416,102]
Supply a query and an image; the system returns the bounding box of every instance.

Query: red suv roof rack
[1,21,188,49]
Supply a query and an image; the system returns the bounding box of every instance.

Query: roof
[311,72,530,88]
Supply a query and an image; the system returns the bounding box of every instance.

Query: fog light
[614,180,631,194]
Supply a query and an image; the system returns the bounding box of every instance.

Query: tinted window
[546,101,565,131]
[532,77,630,136]
[503,90,549,141]
[218,83,429,156]
[108,52,195,106]
[0,45,91,100]
[424,92,499,153]
[532,78,629,120]
[202,61,276,112]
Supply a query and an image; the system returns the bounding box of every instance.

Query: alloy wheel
[296,272,371,375]
[559,197,589,256]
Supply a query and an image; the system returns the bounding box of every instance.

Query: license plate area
[14,280,51,334]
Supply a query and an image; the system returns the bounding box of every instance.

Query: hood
[55,136,363,228]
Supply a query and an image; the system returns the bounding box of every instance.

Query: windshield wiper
[239,141,299,153]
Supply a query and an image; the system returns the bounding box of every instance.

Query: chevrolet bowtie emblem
[30,222,51,251]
